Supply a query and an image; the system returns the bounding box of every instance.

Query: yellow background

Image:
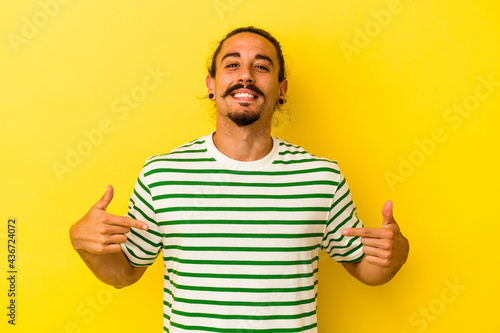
[1,0,499,332]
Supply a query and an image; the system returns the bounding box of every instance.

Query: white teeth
[233,93,256,98]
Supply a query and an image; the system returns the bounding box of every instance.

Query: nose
[238,65,254,84]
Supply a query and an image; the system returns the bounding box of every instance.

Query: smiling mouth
[230,90,259,105]
[223,84,264,100]
[232,92,258,99]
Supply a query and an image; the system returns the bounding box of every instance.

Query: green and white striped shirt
[121,132,364,332]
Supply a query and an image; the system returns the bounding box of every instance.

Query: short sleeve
[120,164,162,266]
[322,171,365,263]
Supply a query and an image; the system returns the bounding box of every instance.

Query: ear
[279,79,288,98]
[206,75,215,92]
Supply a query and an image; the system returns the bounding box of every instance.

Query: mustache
[222,84,264,98]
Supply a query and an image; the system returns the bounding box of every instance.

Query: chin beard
[228,108,260,127]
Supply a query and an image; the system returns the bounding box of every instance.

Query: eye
[255,65,269,71]
[226,63,239,68]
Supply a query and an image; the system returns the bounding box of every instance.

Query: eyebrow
[221,52,274,66]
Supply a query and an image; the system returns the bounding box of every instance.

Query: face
[206,32,288,128]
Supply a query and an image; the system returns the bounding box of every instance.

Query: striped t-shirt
[121,132,365,333]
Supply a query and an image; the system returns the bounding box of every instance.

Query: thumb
[382,200,396,227]
[94,185,114,211]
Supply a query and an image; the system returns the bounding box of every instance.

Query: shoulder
[274,137,340,172]
[141,135,212,173]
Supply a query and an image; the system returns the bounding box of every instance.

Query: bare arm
[70,186,149,289]
[342,256,404,286]
[341,201,409,286]
[72,248,147,289]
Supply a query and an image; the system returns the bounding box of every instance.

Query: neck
[213,116,273,161]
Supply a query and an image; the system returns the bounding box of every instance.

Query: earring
[208,93,215,100]
[278,98,286,105]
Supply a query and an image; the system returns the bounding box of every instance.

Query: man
[70,26,409,332]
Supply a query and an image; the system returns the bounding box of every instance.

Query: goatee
[228,108,260,127]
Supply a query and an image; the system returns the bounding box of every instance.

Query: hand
[342,201,409,269]
[70,185,148,255]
